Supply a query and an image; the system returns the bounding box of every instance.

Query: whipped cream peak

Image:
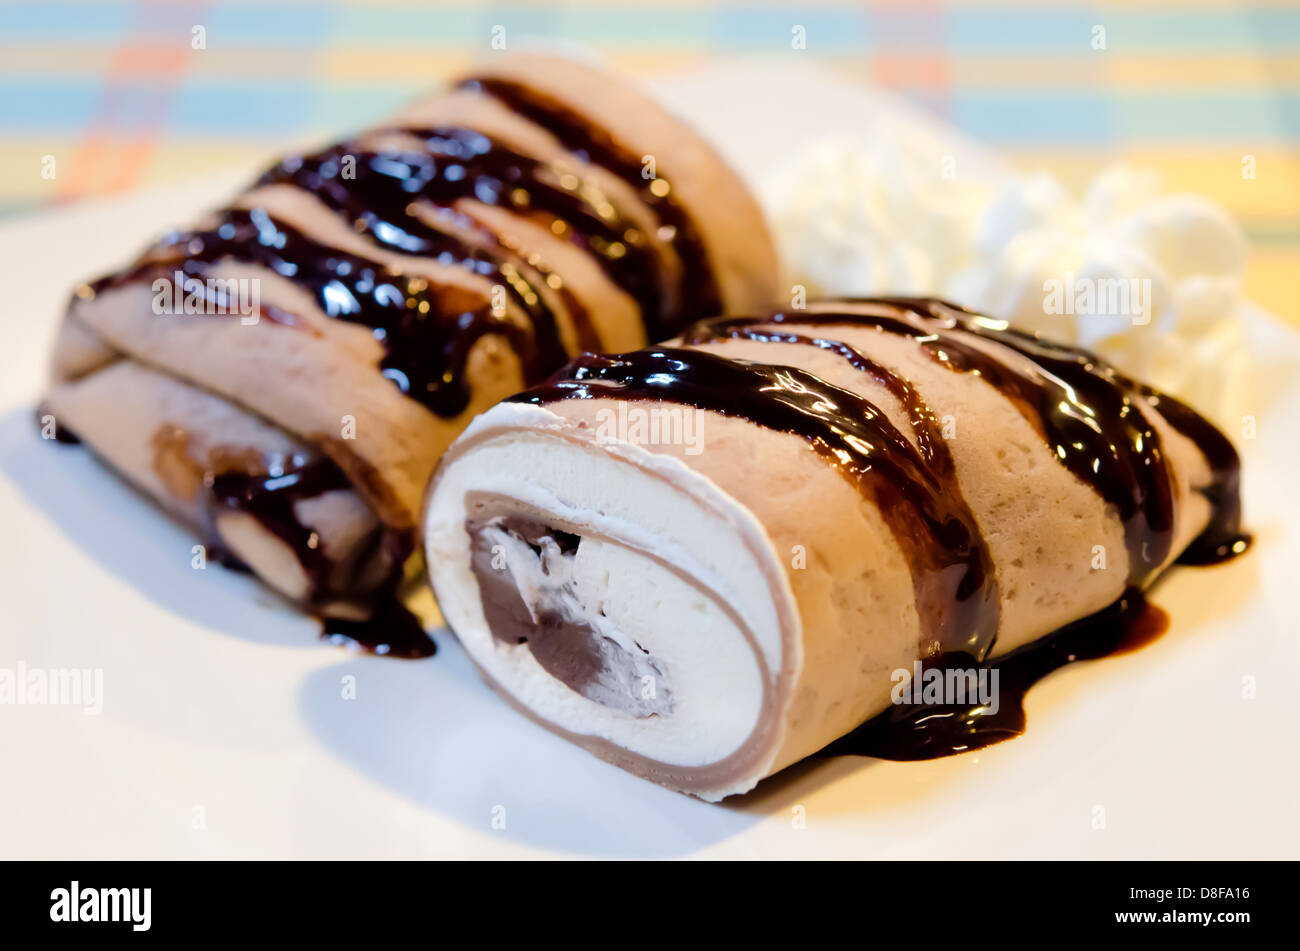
[762,134,989,298]
[764,139,1251,426]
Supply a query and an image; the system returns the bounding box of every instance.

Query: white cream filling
[425,404,794,769]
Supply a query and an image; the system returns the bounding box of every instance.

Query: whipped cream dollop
[763,141,1250,425]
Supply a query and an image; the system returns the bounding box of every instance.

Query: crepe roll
[42,53,778,634]
[424,297,1248,799]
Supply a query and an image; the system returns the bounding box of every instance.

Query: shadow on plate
[296,646,764,857]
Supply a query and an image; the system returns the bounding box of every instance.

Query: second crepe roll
[424,297,1247,799]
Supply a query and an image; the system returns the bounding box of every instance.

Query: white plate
[1,65,1297,859]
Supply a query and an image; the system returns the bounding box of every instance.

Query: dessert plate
[1,64,1296,858]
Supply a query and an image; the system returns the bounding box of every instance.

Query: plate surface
[1,65,1296,859]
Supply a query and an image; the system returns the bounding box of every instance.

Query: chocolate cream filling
[467,514,673,718]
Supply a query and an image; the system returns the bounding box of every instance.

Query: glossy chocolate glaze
[827,297,1246,570]
[512,347,998,661]
[459,76,722,336]
[260,136,610,350]
[820,588,1167,760]
[264,130,663,336]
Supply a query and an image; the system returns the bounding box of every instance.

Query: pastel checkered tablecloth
[2,0,1297,321]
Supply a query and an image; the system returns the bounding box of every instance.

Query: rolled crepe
[43,53,778,619]
[424,297,1247,799]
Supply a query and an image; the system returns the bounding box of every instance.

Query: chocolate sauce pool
[321,596,435,659]
[821,588,1169,760]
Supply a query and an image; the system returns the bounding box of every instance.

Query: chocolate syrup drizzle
[460,76,722,337]
[80,89,714,403]
[682,320,1000,658]
[513,297,1249,759]
[712,301,1171,585]
[208,455,435,659]
[258,136,602,351]
[208,455,353,597]
[263,129,665,334]
[784,297,1249,574]
[93,206,561,420]
[512,348,999,660]
[85,77,726,420]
